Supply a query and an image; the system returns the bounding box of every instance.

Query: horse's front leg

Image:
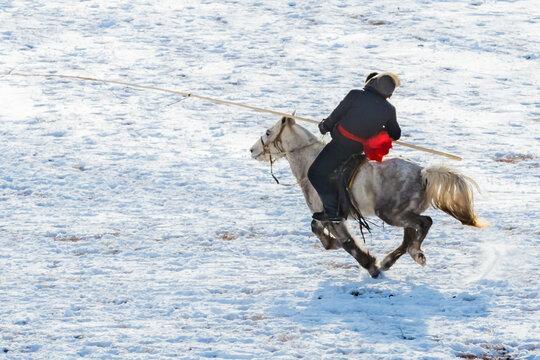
[326,221,380,278]
[379,227,415,271]
[311,220,341,250]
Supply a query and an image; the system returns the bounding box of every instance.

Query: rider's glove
[318,120,329,135]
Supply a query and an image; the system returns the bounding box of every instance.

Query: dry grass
[457,354,513,360]
[368,20,389,25]
[53,232,120,242]
[347,14,389,25]
[493,154,533,163]
[324,261,357,269]
[54,236,85,242]
[216,231,238,241]
[457,343,513,360]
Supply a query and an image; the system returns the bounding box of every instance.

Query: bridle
[259,121,287,158]
[259,122,318,185]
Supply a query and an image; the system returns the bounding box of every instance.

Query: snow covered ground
[1,0,539,358]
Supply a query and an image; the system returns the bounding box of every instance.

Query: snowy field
[1,0,539,359]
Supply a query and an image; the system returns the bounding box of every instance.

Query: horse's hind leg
[379,228,415,271]
[311,220,341,250]
[407,215,432,267]
[376,209,431,268]
[326,221,379,278]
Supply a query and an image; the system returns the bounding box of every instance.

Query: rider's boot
[312,211,342,223]
[312,195,343,223]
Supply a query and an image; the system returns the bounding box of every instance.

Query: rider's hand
[318,120,328,135]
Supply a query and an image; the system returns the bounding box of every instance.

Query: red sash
[338,124,393,162]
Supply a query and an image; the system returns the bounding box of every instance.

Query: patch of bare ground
[347,14,390,25]
[322,261,358,269]
[368,20,389,25]
[216,231,238,241]
[493,154,533,163]
[53,232,120,242]
[458,343,514,360]
[54,236,85,242]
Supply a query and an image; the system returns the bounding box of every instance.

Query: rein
[260,124,318,186]
[260,136,282,185]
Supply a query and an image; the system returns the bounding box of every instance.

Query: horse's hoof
[368,265,381,279]
[414,253,426,267]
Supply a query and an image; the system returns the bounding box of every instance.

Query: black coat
[323,86,401,141]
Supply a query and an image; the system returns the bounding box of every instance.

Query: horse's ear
[281,117,294,125]
[287,111,297,125]
[281,117,295,126]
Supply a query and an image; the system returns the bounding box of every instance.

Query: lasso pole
[393,141,461,161]
[4,72,461,161]
[5,72,318,122]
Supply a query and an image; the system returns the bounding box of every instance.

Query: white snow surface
[1,0,539,359]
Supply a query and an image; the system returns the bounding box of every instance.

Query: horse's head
[250,116,298,162]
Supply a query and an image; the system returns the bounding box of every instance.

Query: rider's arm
[322,91,354,131]
[384,107,401,141]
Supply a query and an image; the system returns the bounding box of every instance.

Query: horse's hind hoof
[414,253,426,267]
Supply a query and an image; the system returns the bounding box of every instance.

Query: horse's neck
[286,141,324,181]
[284,136,325,213]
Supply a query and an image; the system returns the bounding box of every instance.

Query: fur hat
[365,72,379,83]
[365,72,401,98]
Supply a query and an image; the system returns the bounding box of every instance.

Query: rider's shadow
[272,277,490,346]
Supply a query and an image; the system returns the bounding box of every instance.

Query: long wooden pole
[394,141,461,161]
[4,72,461,160]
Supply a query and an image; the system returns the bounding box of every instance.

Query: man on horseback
[308,72,402,223]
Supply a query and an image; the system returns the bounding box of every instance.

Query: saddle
[329,153,370,235]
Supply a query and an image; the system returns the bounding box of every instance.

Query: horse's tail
[421,165,487,228]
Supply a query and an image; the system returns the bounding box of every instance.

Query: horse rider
[308,72,402,223]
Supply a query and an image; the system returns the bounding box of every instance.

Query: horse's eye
[266,130,271,136]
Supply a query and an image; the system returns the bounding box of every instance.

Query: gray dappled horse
[250,116,485,278]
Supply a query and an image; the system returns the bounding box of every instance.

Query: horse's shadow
[271,276,490,347]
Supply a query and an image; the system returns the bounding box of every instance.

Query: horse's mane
[293,124,328,146]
